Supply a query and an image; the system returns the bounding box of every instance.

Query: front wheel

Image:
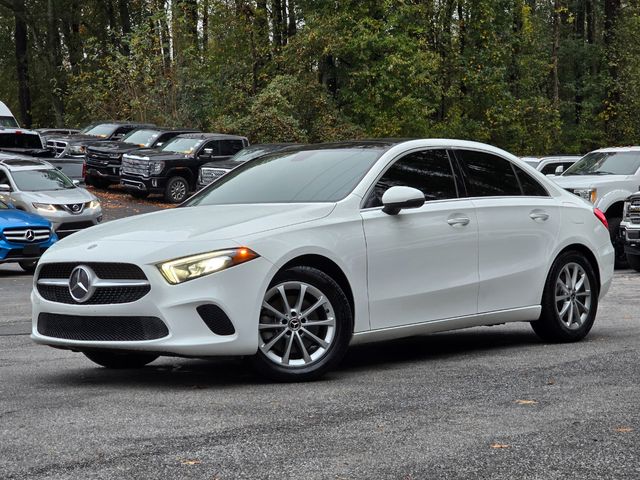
[531,251,598,342]
[164,176,189,203]
[251,266,353,382]
[83,351,158,369]
[19,260,37,273]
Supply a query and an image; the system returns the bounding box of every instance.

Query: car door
[361,148,479,330]
[453,149,562,313]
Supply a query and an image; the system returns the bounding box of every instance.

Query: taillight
[594,208,608,229]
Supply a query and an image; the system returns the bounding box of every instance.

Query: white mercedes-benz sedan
[31,139,614,381]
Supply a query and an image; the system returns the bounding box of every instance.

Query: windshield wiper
[592,171,616,175]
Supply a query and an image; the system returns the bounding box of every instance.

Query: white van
[0,101,19,128]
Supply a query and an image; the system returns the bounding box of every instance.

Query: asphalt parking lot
[1,190,639,479]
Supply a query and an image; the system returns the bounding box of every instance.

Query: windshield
[230,146,286,163]
[563,152,640,176]
[187,148,384,205]
[122,129,161,147]
[12,169,75,191]
[0,116,19,128]
[81,123,119,138]
[0,132,42,149]
[161,138,202,154]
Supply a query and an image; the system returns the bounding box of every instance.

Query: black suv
[84,127,199,189]
[46,121,156,159]
[196,143,299,190]
[120,133,249,203]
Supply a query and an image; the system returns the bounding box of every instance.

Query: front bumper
[28,208,103,238]
[121,174,167,194]
[86,164,121,183]
[0,238,56,264]
[621,225,640,255]
[31,256,274,357]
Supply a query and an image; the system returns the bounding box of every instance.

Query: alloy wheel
[259,281,336,367]
[170,180,187,202]
[554,262,592,330]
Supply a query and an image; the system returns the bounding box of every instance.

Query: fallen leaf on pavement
[614,427,633,433]
[490,443,510,449]
[515,399,538,405]
[180,459,202,465]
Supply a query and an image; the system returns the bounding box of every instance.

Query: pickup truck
[121,133,248,203]
[552,147,640,267]
[84,127,199,189]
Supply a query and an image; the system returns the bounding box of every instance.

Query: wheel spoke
[558,301,571,319]
[294,284,307,313]
[557,280,570,295]
[555,294,571,301]
[262,301,287,321]
[575,298,589,314]
[301,327,329,349]
[575,273,586,291]
[303,318,335,328]
[300,296,326,320]
[576,289,591,297]
[567,302,574,325]
[260,328,288,354]
[277,285,292,313]
[259,323,285,330]
[282,333,295,365]
[572,301,581,324]
[295,332,312,363]
[571,265,578,288]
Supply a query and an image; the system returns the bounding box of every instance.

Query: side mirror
[156,142,164,147]
[72,180,80,186]
[555,165,564,175]
[0,183,10,192]
[381,186,425,215]
[203,148,214,156]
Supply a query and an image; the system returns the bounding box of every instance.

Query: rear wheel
[626,253,640,272]
[164,176,189,203]
[531,251,598,342]
[251,266,352,382]
[18,260,37,273]
[83,351,158,369]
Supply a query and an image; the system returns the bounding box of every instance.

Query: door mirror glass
[72,179,80,186]
[382,186,425,215]
[555,165,564,175]
[0,183,10,192]
[203,147,214,156]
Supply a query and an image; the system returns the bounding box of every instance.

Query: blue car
[0,199,57,272]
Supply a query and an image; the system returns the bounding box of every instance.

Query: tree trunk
[604,0,621,126]
[287,0,296,38]
[47,0,65,126]
[272,0,282,49]
[574,0,585,124]
[551,0,560,107]
[202,0,209,52]
[13,0,31,127]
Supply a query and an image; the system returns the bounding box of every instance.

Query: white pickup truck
[552,147,640,268]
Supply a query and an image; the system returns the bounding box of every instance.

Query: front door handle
[529,211,549,222]
[447,217,470,227]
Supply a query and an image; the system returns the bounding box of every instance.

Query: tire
[531,250,598,343]
[92,178,111,190]
[83,351,158,369]
[18,260,37,273]
[129,190,149,200]
[250,266,353,382]
[608,217,628,269]
[626,253,640,272]
[164,176,189,203]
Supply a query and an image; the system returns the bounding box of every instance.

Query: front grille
[122,156,151,177]
[37,313,168,341]
[37,262,150,305]
[199,168,228,186]
[87,149,120,166]
[197,304,235,335]
[2,227,51,243]
[56,221,95,237]
[39,262,147,280]
[46,140,67,157]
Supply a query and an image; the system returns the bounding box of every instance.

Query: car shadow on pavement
[41,327,542,388]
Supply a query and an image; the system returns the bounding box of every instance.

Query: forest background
[0,0,638,155]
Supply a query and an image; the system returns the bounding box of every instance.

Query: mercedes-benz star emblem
[68,265,96,303]
[25,229,34,242]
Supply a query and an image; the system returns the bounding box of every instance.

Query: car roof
[593,146,640,153]
[0,158,54,171]
[174,133,248,140]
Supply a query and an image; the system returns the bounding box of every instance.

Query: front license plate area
[22,245,41,256]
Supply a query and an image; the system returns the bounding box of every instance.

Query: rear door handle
[529,211,549,222]
[447,217,470,227]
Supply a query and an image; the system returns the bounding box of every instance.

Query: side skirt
[350,305,541,346]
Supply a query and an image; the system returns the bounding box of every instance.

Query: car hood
[552,174,629,189]
[125,149,192,161]
[17,188,95,204]
[88,141,142,155]
[47,134,101,144]
[0,208,50,228]
[53,203,335,247]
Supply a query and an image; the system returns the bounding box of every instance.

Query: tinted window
[0,133,42,149]
[0,116,19,128]
[0,169,9,185]
[540,162,563,175]
[456,150,521,196]
[513,164,548,196]
[83,123,119,137]
[220,140,245,156]
[365,149,457,208]
[186,148,383,205]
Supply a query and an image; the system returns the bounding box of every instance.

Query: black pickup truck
[120,133,248,203]
[84,127,199,189]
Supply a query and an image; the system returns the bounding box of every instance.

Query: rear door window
[220,140,245,156]
[455,149,521,197]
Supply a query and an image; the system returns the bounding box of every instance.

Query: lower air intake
[38,313,168,341]
[197,304,235,336]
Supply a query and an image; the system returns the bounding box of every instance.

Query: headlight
[151,161,164,175]
[89,200,101,209]
[574,188,597,204]
[157,248,259,285]
[32,203,57,212]
[68,145,86,155]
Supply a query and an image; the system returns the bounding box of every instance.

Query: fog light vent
[197,304,235,336]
